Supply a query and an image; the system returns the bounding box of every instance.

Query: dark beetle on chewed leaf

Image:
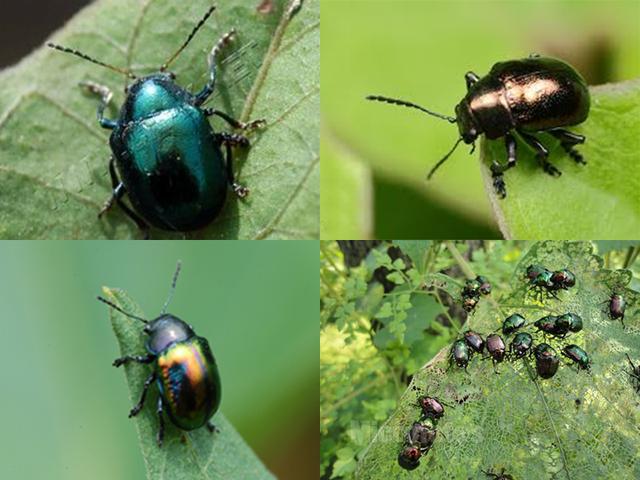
[398,446,422,471]
[417,395,446,420]
[367,55,590,198]
[97,262,221,447]
[510,332,533,359]
[502,313,526,335]
[48,6,264,236]
[534,343,560,379]
[449,339,471,370]
[406,420,437,453]
[562,344,591,372]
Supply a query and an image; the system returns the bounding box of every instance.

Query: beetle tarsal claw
[233,183,250,198]
[242,119,266,131]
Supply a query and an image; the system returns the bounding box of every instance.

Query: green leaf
[0,0,318,239]
[386,272,405,285]
[101,287,275,480]
[393,241,432,274]
[484,80,640,239]
[320,127,373,239]
[332,447,358,478]
[357,241,640,479]
[376,302,393,319]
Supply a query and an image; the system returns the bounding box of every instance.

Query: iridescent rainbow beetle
[48,6,264,236]
[97,261,221,446]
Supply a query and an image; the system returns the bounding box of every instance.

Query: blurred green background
[0,241,318,479]
[321,0,640,239]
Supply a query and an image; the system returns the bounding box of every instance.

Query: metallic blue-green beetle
[97,262,221,446]
[48,6,264,236]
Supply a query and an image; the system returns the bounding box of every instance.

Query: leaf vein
[253,154,318,239]
[240,0,305,122]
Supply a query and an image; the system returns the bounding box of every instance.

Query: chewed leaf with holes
[101,287,275,480]
[357,241,640,480]
[0,0,318,239]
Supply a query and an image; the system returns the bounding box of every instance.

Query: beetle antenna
[426,137,464,179]
[161,6,216,71]
[97,296,148,324]
[161,261,182,314]
[366,95,457,123]
[47,43,136,79]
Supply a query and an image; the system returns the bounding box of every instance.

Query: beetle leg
[80,81,117,129]
[490,132,517,198]
[217,132,250,198]
[112,353,155,367]
[546,128,586,165]
[407,429,418,445]
[518,130,561,177]
[465,72,480,90]
[99,158,124,218]
[194,29,236,106]
[100,157,150,238]
[203,108,266,132]
[129,371,157,418]
[206,420,220,433]
[156,397,165,447]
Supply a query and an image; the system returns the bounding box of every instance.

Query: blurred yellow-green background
[0,241,318,479]
[321,0,640,239]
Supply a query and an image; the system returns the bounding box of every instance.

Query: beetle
[449,339,471,370]
[477,275,492,295]
[533,343,559,379]
[463,330,485,354]
[417,395,446,420]
[48,6,264,236]
[561,344,591,371]
[550,269,576,290]
[97,262,221,446]
[534,315,574,339]
[533,315,561,336]
[530,270,554,289]
[462,295,479,313]
[398,446,422,470]
[367,55,589,198]
[608,293,626,327]
[556,312,583,333]
[527,270,562,302]
[406,420,437,453]
[462,278,482,298]
[412,384,453,420]
[461,277,485,312]
[526,264,549,281]
[502,313,526,335]
[485,334,506,372]
[509,332,533,360]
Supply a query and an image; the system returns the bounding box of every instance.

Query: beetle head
[454,103,479,144]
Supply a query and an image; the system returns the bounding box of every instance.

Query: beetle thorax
[145,314,195,354]
[121,74,193,123]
